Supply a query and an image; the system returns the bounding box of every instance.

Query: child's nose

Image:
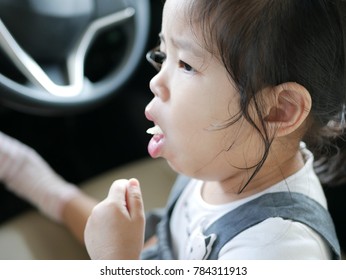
[149,73,170,102]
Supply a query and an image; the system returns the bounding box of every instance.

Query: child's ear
[264,82,311,137]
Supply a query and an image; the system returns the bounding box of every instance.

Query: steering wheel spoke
[0,0,149,114]
[67,7,135,96]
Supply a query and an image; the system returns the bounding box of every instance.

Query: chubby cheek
[170,118,265,179]
[163,98,229,174]
[162,113,207,172]
[165,119,227,177]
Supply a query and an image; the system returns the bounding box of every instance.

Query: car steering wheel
[0,0,150,115]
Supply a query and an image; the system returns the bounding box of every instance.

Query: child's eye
[179,60,196,73]
[146,47,166,71]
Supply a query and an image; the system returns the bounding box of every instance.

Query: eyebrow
[158,32,205,58]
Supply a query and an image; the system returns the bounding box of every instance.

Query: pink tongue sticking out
[146,125,164,158]
[147,134,164,158]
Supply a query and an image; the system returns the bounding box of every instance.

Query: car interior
[0,0,345,259]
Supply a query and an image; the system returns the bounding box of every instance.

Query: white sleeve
[218,218,332,260]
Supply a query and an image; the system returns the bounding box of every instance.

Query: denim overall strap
[204,192,341,260]
[141,175,341,260]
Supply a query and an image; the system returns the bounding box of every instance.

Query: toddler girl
[1,0,346,259]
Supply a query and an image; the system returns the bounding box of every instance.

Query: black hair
[187,0,346,187]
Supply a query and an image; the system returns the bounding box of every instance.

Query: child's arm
[62,192,98,244]
[84,179,145,259]
[0,131,95,244]
[0,131,81,223]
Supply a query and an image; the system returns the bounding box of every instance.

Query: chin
[165,158,186,176]
[166,159,178,172]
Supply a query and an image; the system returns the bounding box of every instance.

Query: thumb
[126,178,145,220]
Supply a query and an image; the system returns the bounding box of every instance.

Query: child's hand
[84,178,145,259]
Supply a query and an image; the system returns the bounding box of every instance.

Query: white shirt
[170,147,332,259]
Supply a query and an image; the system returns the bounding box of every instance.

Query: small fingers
[107,179,128,200]
[126,178,145,220]
[107,178,144,221]
[106,179,130,217]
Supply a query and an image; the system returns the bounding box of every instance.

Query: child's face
[145,0,263,181]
